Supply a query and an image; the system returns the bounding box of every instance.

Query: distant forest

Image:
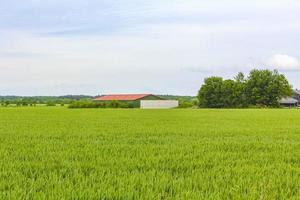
[0,95,93,106]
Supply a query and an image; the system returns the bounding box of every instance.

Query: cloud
[1,0,300,94]
[266,54,300,71]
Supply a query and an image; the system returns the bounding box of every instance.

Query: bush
[109,100,120,108]
[178,100,193,108]
[46,102,56,106]
[68,101,133,109]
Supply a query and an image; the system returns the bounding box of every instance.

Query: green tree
[198,76,246,108]
[221,79,236,107]
[233,72,247,107]
[198,77,224,108]
[245,69,292,107]
[197,70,291,108]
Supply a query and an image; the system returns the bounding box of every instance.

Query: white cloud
[1,0,300,95]
[266,54,300,71]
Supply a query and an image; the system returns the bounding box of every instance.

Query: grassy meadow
[0,107,300,199]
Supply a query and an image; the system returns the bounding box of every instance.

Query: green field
[0,108,300,199]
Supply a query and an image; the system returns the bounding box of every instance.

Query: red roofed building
[95,94,162,101]
[94,94,164,107]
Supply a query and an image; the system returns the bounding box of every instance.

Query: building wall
[140,100,179,109]
[135,95,164,107]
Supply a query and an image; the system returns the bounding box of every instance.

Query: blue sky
[1,0,300,95]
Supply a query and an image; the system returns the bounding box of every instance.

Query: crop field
[0,108,300,199]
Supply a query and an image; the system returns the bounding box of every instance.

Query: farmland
[0,108,300,199]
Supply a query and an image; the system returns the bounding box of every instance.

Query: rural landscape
[1,69,300,199]
[1,0,300,199]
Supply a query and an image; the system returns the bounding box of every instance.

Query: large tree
[198,77,246,108]
[221,79,237,108]
[233,72,247,107]
[197,69,292,108]
[198,77,224,108]
[245,69,292,107]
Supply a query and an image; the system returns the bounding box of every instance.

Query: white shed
[140,100,179,109]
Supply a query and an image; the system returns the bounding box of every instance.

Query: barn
[279,97,299,107]
[279,90,300,107]
[94,94,178,109]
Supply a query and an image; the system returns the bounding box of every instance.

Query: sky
[1,0,300,96]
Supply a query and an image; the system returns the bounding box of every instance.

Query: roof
[95,94,156,101]
[280,97,299,104]
[294,90,300,95]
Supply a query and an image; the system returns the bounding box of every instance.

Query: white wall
[140,100,179,109]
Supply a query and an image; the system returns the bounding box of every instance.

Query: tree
[221,79,236,108]
[197,69,292,108]
[235,72,245,83]
[233,72,247,107]
[245,69,292,107]
[198,77,224,108]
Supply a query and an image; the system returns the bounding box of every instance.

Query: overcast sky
[1,0,300,96]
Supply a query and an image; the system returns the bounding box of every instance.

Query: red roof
[95,94,154,101]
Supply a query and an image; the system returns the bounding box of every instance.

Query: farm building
[279,97,299,107]
[94,94,178,109]
[279,90,300,107]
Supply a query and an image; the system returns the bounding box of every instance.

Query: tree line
[197,69,292,108]
[0,95,197,108]
[0,95,94,107]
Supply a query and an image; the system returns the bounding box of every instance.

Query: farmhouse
[279,97,299,107]
[280,90,300,107]
[94,94,179,109]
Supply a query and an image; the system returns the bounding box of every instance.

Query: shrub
[46,102,56,106]
[68,101,133,109]
[178,100,193,108]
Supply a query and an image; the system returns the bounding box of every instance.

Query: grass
[0,107,300,199]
